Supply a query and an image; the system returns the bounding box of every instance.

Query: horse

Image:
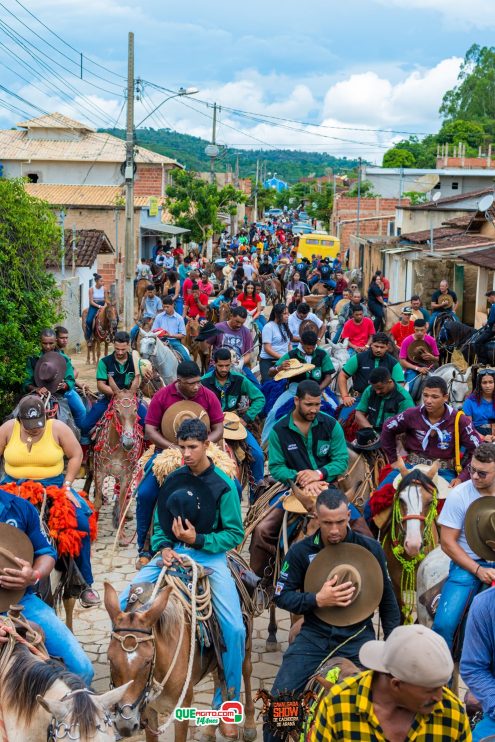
[259,276,282,304]
[93,391,144,527]
[0,635,128,741]
[138,330,179,386]
[150,263,166,297]
[407,363,471,408]
[82,302,118,365]
[437,317,495,366]
[380,463,440,624]
[104,577,257,742]
[136,279,150,307]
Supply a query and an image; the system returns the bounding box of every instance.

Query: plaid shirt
[311,671,471,741]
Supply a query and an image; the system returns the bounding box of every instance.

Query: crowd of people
[4,214,495,741]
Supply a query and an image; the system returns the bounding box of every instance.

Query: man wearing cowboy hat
[432,443,495,653]
[0,508,93,683]
[314,625,469,741]
[288,302,326,344]
[400,319,439,383]
[202,347,266,498]
[429,279,459,331]
[461,500,495,741]
[380,375,481,488]
[473,289,495,365]
[355,366,414,434]
[263,488,400,742]
[269,329,335,390]
[135,360,224,568]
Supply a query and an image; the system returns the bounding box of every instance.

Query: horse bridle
[110,626,156,720]
[46,689,114,741]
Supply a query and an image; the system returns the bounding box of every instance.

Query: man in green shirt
[355,366,414,433]
[202,347,266,496]
[270,329,335,390]
[24,328,76,393]
[80,330,146,434]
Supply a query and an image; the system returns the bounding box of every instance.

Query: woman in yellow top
[0,395,99,607]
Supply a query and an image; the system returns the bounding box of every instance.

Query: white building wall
[3,160,123,185]
[51,263,96,349]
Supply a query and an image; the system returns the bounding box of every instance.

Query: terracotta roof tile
[16,113,94,131]
[24,183,151,208]
[47,229,114,269]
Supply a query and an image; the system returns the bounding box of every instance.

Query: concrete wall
[332,196,404,251]
[397,207,471,234]
[365,169,495,199]
[3,160,123,185]
[57,276,85,349]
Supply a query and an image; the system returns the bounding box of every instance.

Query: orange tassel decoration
[1,481,98,557]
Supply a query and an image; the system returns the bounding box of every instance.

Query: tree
[347,180,378,198]
[382,135,438,169]
[0,179,62,416]
[440,44,495,131]
[165,170,247,246]
[437,119,485,148]
[382,148,416,168]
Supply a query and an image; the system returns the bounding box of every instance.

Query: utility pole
[254,159,259,222]
[123,31,135,331]
[59,210,65,278]
[356,157,362,238]
[210,102,218,184]
[72,224,77,276]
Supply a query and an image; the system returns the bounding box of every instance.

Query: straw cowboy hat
[161,401,210,444]
[0,523,34,611]
[437,293,454,309]
[304,543,384,626]
[465,496,495,561]
[34,351,67,393]
[274,358,315,381]
[406,339,433,365]
[392,464,450,500]
[282,480,328,514]
[223,412,247,441]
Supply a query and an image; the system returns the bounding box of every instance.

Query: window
[305,238,320,245]
[27,173,39,183]
[320,240,334,247]
[451,182,459,190]
[388,220,395,236]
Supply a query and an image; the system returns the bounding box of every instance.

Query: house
[333,196,408,261]
[363,165,495,200]
[396,188,495,235]
[47,229,114,345]
[0,113,183,196]
[263,176,288,192]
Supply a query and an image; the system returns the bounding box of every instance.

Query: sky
[1,0,495,163]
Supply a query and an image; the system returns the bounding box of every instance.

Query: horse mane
[396,469,436,496]
[1,643,99,736]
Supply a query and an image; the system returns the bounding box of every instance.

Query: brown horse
[104,575,256,742]
[135,278,150,306]
[380,463,440,623]
[260,276,282,304]
[93,391,144,527]
[82,302,118,365]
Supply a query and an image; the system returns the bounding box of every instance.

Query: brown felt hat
[304,543,383,626]
[34,351,67,393]
[406,339,432,365]
[437,293,454,309]
[161,401,210,444]
[0,523,34,611]
[465,496,495,561]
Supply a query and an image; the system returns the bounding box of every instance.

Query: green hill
[100,127,362,182]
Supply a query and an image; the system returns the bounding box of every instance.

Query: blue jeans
[85,301,104,341]
[119,549,245,706]
[432,561,492,651]
[404,368,418,384]
[65,388,87,428]
[12,592,94,684]
[430,310,459,330]
[473,713,495,741]
[80,397,147,435]
[246,429,264,484]
[1,474,94,586]
[332,324,344,342]
[167,338,190,360]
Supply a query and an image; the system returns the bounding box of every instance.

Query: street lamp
[136,86,199,128]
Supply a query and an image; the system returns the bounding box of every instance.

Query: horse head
[138,331,157,360]
[104,582,173,736]
[105,303,119,339]
[394,462,439,557]
[112,391,139,451]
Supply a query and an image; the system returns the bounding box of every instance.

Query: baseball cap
[486,290,495,297]
[359,625,453,687]
[18,396,46,430]
[402,307,413,315]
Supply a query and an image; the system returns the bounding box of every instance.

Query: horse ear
[96,681,133,712]
[37,695,70,719]
[142,585,174,626]
[104,581,123,622]
[426,459,440,480]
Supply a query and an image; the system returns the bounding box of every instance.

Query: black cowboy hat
[194,322,222,342]
[157,472,216,541]
[349,428,381,452]
[34,351,67,393]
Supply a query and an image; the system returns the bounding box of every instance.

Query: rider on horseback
[151,296,189,361]
[84,273,107,346]
[202,348,266,499]
[399,319,440,383]
[429,280,458,333]
[473,289,495,364]
[354,367,414,433]
[120,418,245,714]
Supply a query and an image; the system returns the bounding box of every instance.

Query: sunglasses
[469,464,490,479]
[478,370,495,377]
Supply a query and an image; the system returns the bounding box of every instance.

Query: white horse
[406,363,471,409]
[138,330,179,385]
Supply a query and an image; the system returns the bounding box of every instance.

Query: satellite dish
[432,191,442,202]
[478,194,495,212]
[205,144,220,158]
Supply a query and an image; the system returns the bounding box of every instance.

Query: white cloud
[373,0,495,29]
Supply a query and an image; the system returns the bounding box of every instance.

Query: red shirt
[341,317,375,347]
[390,321,414,347]
[237,292,261,312]
[182,277,194,297]
[145,383,224,430]
[381,276,390,298]
[185,293,208,318]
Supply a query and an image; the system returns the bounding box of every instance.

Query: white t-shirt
[260,321,290,360]
[288,310,323,339]
[438,480,487,560]
[243,262,255,280]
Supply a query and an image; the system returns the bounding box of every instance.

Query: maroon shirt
[380,404,481,482]
[145,383,224,430]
